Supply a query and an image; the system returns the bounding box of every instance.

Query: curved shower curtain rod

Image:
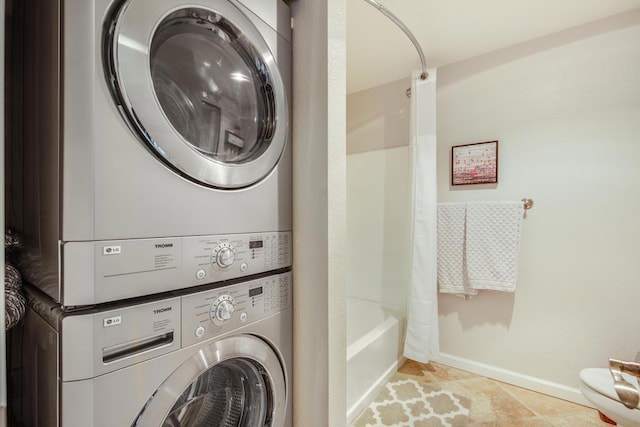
[362,0,428,81]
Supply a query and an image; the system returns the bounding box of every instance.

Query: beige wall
[436,10,640,399]
[291,0,346,425]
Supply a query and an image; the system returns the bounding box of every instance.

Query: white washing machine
[9,0,292,307]
[18,272,292,426]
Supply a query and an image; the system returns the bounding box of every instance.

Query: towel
[436,203,477,298]
[465,201,524,292]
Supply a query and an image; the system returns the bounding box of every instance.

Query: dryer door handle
[260,83,276,141]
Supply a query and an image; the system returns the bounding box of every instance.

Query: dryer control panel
[63,231,292,307]
[181,272,292,347]
[183,231,292,280]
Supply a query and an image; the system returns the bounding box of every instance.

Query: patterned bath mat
[352,374,471,427]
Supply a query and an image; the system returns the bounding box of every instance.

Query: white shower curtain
[403,69,439,364]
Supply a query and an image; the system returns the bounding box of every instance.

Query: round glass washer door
[105,0,288,189]
[133,335,286,426]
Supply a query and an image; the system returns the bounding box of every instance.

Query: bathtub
[346,297,404,424]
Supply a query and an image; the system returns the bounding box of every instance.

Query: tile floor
[353,360,613,426]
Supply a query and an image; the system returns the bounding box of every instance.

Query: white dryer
[9,0,292,307]
[18,272,292,427]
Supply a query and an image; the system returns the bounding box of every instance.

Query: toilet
[579,368,640,426]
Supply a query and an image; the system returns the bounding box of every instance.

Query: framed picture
[451,140,498,185]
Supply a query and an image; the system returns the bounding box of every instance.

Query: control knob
[210,295,235,323]
[213,243,235,268]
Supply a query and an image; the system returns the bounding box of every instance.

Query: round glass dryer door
[105,0,288,189]
[133,335,286,426]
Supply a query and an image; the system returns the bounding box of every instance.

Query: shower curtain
[403,69,439,364]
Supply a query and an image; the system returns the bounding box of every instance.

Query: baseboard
[437,353,593,408]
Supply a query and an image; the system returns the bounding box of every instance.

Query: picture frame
[451,140,498,185]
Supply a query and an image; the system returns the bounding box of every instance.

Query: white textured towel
[466,201,524,292]
[436,203,477,297]
[437,201,524,296]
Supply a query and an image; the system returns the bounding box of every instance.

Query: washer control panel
[181,272,292,347]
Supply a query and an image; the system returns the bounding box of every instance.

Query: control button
[240,312,247,323]
[240,262,248,272]
[196,269,206,280]
[195,326,205,338]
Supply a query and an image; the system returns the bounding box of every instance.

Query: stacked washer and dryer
[8,0,293,425]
